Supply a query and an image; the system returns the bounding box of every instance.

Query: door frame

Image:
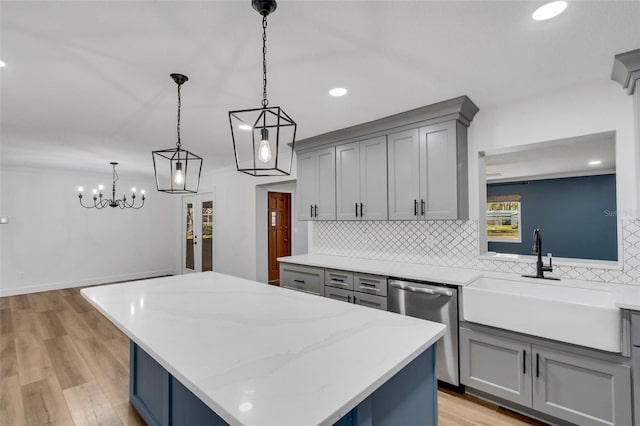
[267,191,292,284]
[181,193,214,275]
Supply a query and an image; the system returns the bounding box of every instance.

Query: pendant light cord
[176,82,182,148]
[262,15,268,108]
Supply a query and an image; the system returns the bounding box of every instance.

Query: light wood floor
[0,287,547,426]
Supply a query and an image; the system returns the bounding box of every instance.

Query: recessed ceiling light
[0,60,6,68]
[238,124,252,131]
[329,87,348,97]
[588,160,602,166]
[532,1,568,21]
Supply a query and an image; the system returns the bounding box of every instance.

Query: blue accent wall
[488,174,617,261]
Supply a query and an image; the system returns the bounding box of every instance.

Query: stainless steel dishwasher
[388,279,459,387]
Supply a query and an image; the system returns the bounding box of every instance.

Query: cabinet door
[324,286,353,303]
[459,328,532,407]
[315,147,336,221]
[419,122,458,219]
[633,346,640,426]
[297,151,316,221]
[387,129,420,220]
[532,346,632,426]
[360,136,388,220]
[280,264,325,296]
[336,142,360,221]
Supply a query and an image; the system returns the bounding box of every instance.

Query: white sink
[462,276,621,353]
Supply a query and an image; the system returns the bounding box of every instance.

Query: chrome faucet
[523,228,560,280]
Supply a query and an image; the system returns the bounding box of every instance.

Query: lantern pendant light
[152,73,203,193]
[228,0,296,177]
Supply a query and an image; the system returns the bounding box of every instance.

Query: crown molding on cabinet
[294,95,479,153]
[612,48,640,95]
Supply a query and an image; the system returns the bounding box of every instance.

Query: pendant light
[228,0,296,177]
[152,74,203,193]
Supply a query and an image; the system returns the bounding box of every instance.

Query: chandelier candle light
[228,0,296,176]
[77,162,145,210]
[152,73,203,193]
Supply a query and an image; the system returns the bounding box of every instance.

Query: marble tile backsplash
[310,220,640,285]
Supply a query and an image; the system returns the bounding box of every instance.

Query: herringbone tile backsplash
[311,220,640,285]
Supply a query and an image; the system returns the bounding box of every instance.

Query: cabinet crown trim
[294,95,479,152]
[612,48,640,95]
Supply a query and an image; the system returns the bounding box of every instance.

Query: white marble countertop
[277,254,482,286]
[278,254,640,311]
[81,272,446,426]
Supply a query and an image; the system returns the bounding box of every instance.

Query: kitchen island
[81,272,446,426]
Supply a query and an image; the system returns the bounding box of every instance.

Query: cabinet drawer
[280,264,325,296]
[354,274,387,296]
[354,292,387,311]
[325,269,354,290]
[632,313,640,346]
[324,286,353,304]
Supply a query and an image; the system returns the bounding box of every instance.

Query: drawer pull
[523,350,526,375]
[359,286,381,292]
[294,279,305,284]
[331,281,348,287]
[536,353,540,378]
[331,278,345,283]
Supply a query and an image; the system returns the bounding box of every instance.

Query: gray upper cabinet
[387,129,420,220]
[296,147,336,221]
[336,136,388,221]
[389,122,468,220]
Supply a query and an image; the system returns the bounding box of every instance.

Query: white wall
[0,166,179,296]
[468,80,637,223]
[197,159,299,282]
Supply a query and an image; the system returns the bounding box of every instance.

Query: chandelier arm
[130,198,145,210]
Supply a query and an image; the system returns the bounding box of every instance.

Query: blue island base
[129,342,437,426]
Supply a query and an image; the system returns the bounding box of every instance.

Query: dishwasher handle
[389,281,453,297]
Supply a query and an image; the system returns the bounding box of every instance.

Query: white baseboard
[0,270,177,297]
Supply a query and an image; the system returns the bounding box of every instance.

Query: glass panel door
[182,194,214,274]
[202,200,213,272]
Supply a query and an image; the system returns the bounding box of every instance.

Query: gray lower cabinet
[460,326,632,426]
[324,271,387,311]
[280,264,325,296]
[459,328,532,407]
[533,346,632,426]
[631,312,640,426]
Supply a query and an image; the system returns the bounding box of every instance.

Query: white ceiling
[1,1,639,176]
[485,131,616,182]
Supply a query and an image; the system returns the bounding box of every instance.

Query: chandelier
[152,73,203,194]
[77,162,145,210]
[228,0,296,176]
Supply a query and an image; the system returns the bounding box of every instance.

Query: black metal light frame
[153,73,203,194]
[228,0,296,177]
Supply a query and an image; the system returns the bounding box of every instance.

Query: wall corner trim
[611,49,640,95]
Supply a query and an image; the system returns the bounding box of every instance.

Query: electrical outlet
[362,232,369,244]
[426,233,435,247]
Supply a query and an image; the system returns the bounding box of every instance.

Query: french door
[182,194,213,274]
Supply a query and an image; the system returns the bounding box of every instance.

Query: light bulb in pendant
[258,128,271,163]
[174,162,184,185]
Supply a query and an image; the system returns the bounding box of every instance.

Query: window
[487,194,521,243]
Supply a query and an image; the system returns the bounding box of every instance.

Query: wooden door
[268,192,291,284]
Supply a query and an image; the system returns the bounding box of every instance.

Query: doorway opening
[182,193,213,274]
[267,192,291,285]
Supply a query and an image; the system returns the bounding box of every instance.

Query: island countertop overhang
[81,272,446,426]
